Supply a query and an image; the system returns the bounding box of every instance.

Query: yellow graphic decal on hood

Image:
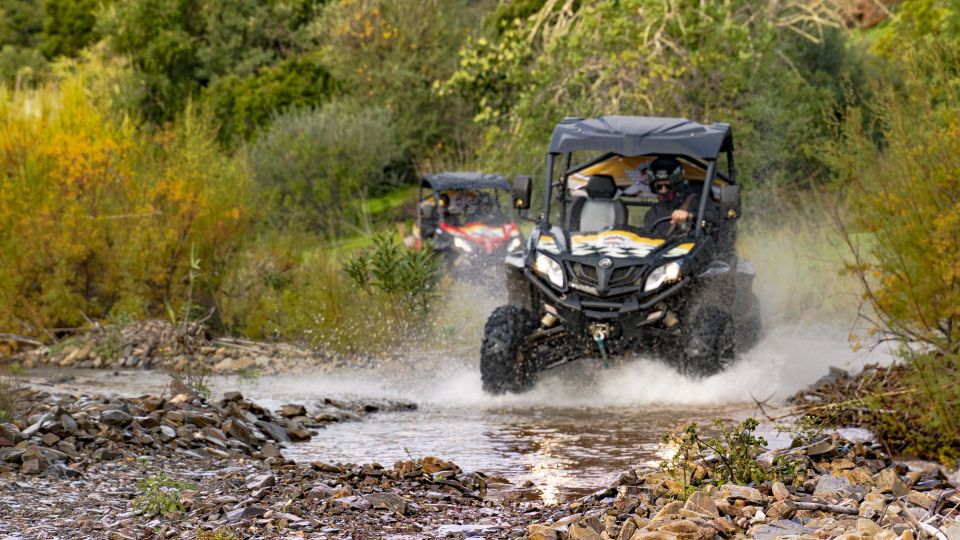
[539,230,695,259]
[569,230,663,258]
[664,242,695,258]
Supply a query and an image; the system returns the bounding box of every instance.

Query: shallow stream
[24,322,891,504]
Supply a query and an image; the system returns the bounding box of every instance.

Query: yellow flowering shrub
[0,77,252,335]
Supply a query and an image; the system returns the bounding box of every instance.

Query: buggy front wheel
[480,306,538,394]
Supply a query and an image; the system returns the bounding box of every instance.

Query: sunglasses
[652,183,671,193]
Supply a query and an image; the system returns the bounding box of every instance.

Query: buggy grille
[569,263,646,290]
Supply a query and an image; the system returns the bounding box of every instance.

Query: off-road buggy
[413,172,522,271]
[480,116,762,394]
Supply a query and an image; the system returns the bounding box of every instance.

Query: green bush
[133,472,196,515]
[220,231,441,354]
[246,101,403,236]
[444,0,864,191]
[661,418,772,496]
[204,53,335,143]
[316,0,482,159]
[343,232,441,322]
[825,42,960,465]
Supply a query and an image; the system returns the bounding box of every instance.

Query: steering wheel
[648,215,691,237]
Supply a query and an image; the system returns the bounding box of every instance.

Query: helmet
[649,157,684,189]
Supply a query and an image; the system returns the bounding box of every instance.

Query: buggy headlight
[644,262,681,292]
[534,253,565,288]
[507,237,522,252]
[453,237,474,253]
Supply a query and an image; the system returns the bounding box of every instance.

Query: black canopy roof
[548,116,732,159]
[421,172,510,192]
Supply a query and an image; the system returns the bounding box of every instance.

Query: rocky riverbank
[3,378,959,539]
[0,386,537,538]
[5,319,343,375]
[521,434,960,540]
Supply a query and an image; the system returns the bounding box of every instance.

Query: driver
[643,157,719,237]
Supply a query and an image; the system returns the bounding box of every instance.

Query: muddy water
[25,323,891,503]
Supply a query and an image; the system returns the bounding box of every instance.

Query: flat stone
[158,425,177,442]
[100,410,132,426]
[650,500,683,522]
[814,475,851,498]
[771,481,791,501]
[21,414,53,437]
[566,522,602,540]
[226,506,267,522]
[246,474,275,490]
[751,519,815,540]
[280,404,306,418]
[364,492,407,515]
[874,468,909,497]
[92,448,122,461]
[0,423,22,443]
[765,500,795,520]
[255,421,290,443]
[58,414,78,434]
[723,484,766,504]
[682,490,719,518]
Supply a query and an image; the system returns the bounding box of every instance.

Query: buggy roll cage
[417,172,511,230]
[539,116,735,239]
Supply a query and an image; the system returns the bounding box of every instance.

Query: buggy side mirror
[512,176,532,210]
[719,185,741,219]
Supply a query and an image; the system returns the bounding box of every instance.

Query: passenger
[643,157,719,237]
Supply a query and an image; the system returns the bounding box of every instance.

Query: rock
[650,500,683,522]
[765,500,795,520]
[0,423,22,444]
[771,481,791,501]
[158,425,177,442]
[722,484,765,504]
[222,418,264,447]
[857,518,881,534]
[223,391,243,402]
[226,506,267,522]
[100,410,133,427]
[751,519,816,540]
[874,468,909,497]
[655,519,714,540]
[41,433,60,446]
[21,458,45,474]
[814,475,851,499]
[92,448,122,461]
[59,414,78,434]
[306,484,337,500]
[280,404,306,418]
[21,414,53,438]
[617,519,637,540]
[422,456,459,475]
[246,474,275,490]
[941,521,960,540]
[364,492,407,515]
[907,490,935,510]
[528,524,559,540]
[682,491,719,518]
[255,420,290,443]
[567,521,602,540]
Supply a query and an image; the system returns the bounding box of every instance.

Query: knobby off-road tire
[681,305,735,377]
[480,305,538,395]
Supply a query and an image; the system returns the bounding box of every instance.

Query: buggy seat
[567,174,627,232]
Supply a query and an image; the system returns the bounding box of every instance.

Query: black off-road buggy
[480,116,762,394]
[413,172,523,271]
